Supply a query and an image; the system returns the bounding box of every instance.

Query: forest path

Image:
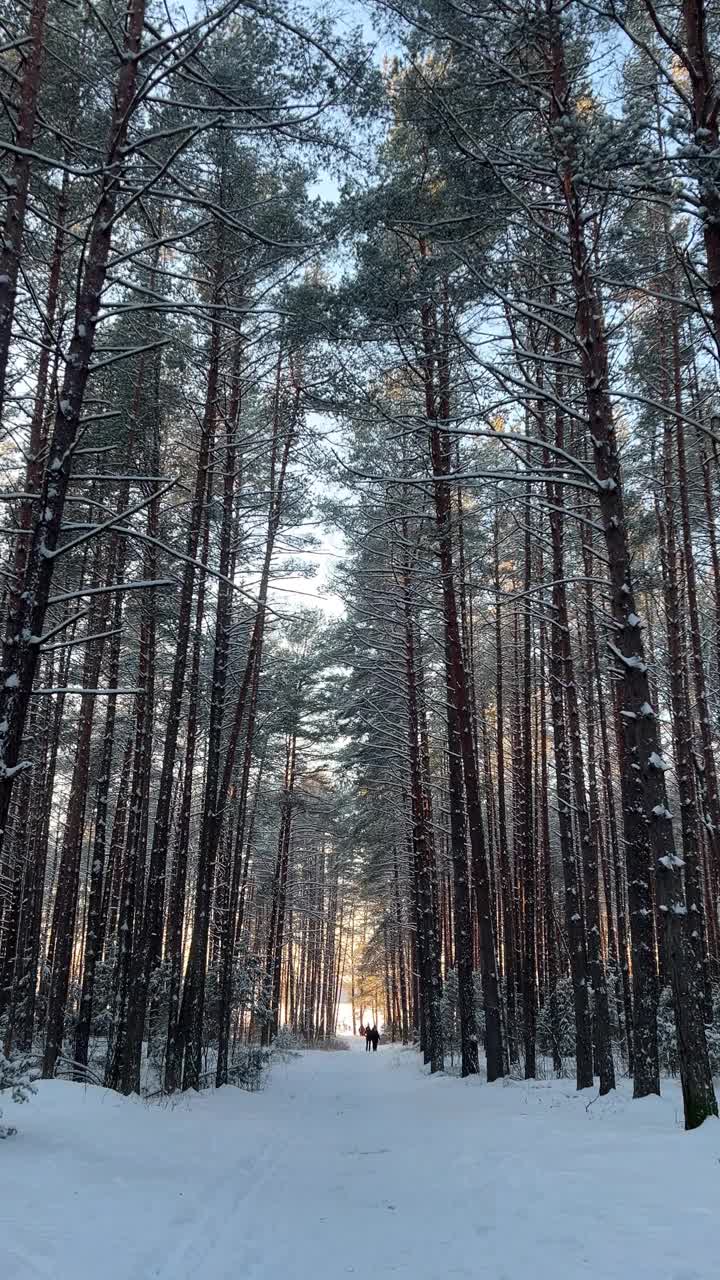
[197,1039,717,1280]
[5,1039,718,1279]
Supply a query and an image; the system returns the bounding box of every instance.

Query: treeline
[3,0,720,1135]
[324,0,720,1131]
[0,0,365,1094]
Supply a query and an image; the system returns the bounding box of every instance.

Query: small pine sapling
[0,1050,37,1137]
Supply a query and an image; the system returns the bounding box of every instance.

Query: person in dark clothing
[371,1025,379,1051]
[365,1024,372,1051]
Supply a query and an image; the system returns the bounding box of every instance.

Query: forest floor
[4,1037,719,1280]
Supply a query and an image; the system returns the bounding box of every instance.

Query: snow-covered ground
[3,1038,718,1279]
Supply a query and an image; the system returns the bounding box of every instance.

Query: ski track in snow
[3,1038,719,1280]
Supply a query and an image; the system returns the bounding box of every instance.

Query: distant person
[371,1025,379,1052]
[365,1024,372,1051]
[359,1023,365,1038]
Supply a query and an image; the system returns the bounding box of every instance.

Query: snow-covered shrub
[705,1010,720,1074]
[90,961,117,1039]
[251,975,273,1036]
[657,986,679,1076]
[199,948,269,1074]
[470,970,487,1047]
[437,969,496,1070]
[227,1046,271,1091]
[537,977,576,1060]
[321,1035,351,1051]
[657,984,720,1077]
[440,969,460,1065]
[64,972,112,1044]
[272,1025,301,1060]
[0,1050,37,1138]
[146,961,172,1075]
[296,1033,350,1051]
[604,963,631,1058]
[536,968,629,1070]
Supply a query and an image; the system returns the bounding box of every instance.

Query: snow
[3,1040,719,1280]
[659,854,685,870]
[607,641,647,673]
[0,759,31,779]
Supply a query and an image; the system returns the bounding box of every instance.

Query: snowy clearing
[4,1038,719,1280]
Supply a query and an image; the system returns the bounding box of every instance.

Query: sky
[263,2,395,621]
